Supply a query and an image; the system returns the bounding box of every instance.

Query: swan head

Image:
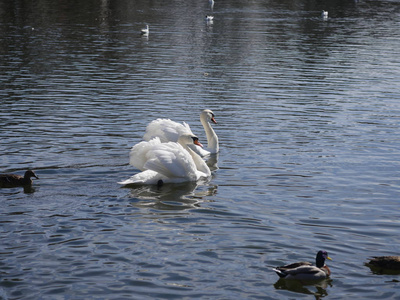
[178,134,204,148]
[201,109,217,124]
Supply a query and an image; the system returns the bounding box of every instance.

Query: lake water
[1,0,400,299]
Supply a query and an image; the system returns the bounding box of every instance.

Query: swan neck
[200,114,219,153]
[187,146,211,176]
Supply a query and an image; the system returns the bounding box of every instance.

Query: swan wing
[143,119,194,142]
[144,142,198,180]
[118,170,163,185]
[129,137,162,171]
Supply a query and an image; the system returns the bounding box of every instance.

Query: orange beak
[194,139,204,148]
[211,116,217,124]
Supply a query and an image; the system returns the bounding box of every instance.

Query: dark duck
[0,170,39,188]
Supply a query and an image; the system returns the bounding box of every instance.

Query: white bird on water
[141,25,149,35]
[321,10,328,19]
[118,134,211,185]
[205,15,214,21]
[143,109,219,157]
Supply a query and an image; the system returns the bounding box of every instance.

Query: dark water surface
[1,0,400,299]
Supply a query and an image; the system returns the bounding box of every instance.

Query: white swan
[141,25,149,35]
[118,134,211,185]
[143,109,219,157]
[321,10,328,19]
[205,15,214,21]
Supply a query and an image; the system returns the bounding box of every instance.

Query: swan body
[0,170,39,188]
[143,109,219,157]
[141,25,149,35]
[205,15,214,21]
[119,134,211,185]
[321,10,328,19]
[273,250,332,281]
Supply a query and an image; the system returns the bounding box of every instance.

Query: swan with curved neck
[142,109,219,157]
[196,109,219,156]
[118,134,211,185]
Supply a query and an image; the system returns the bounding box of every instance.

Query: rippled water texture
[1,0,400,299]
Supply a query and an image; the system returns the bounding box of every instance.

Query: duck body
[273,250,332,281]
[367,256,400,270]
[119,134,211,185]
[0,170,39,188]
[143,109,219,157]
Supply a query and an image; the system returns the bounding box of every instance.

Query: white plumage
[119,134,211,185]
[143,109,219,157]
[141,25,149,35]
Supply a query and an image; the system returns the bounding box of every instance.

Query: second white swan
[143,109,219,157]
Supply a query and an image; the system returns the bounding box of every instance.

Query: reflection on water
[274,278,332,298]
[126,182,218,210]
[1,0,400,299]
[365,263,400,276]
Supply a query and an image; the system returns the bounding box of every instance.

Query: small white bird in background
[141,25,149,35]
[205,15,214,21]
[321,10,328,19]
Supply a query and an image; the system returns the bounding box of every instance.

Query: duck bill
[326,256,332,261]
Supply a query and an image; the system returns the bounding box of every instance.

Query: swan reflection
[126,182,218,210]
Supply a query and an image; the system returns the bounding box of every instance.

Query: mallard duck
[273,250,332,280]
[367,256,400,270]
[0,170,39,188]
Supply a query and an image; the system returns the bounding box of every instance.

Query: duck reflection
[127,182,218,210]
[274,278,331,299]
